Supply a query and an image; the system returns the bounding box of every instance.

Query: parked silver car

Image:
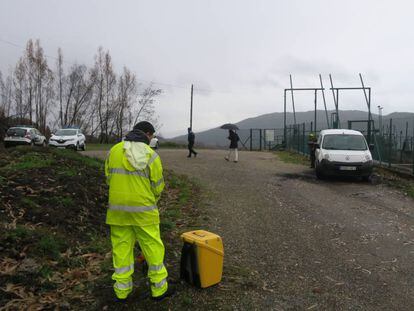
[4,126,47,148]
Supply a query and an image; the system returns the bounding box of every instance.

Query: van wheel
[42,141,47,147]
[315,163,325,180]
[81,143,86,151]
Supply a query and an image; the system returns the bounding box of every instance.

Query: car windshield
[322,134,367,151]
[7,128,27,137]
[55,129,77,136]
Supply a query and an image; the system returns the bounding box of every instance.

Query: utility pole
[190,84,193,130]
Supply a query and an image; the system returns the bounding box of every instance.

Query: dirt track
[86,148,414,310]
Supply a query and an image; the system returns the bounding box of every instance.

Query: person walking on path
[225,129,240,162]
[105,121,174,302]
[187,127,197,158]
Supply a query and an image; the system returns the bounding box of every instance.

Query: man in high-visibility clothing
[105,121,174,301]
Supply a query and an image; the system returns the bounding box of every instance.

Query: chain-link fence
[370,119,414,175]
[246,117,414,176]
[238,128,285,151]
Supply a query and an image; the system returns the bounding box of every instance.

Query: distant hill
[170,110,414,148]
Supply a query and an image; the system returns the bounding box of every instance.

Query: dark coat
[188,132,195,144]
[228,131,239,149]
[125,129,149,144]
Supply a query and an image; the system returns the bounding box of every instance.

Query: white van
[314,129,373,180]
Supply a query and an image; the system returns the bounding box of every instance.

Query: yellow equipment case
[180,230,224,288]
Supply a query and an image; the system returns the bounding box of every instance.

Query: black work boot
[152,284,176,301]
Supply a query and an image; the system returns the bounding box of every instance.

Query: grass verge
[0,146,202,310]
[276,150,310,166]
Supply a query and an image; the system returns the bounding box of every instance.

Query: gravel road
[86,148,414,310]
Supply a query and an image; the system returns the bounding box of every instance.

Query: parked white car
[49,128,86,151]
[4,126,47,148]
[314,129,373,180]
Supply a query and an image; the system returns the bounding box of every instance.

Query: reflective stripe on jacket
[105,141,165,226]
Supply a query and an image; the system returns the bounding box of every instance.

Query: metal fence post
[259,129,262,151]
[296,124,299,153]
[399,131,403,163]
[388,119,392,168]
[302,123,305,154]
[249,129,252,151]
[412,136,414,175]
[412,118,414,175]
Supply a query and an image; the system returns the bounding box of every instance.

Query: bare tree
[0,71,10,117]
[23,39,36,123]
[2,39,163,140]
[13,59,26,122]
[61,64,94,128]
[4,75,13,118]
[114,67,136,138]
[90,47,117,143]
[56,48,64,127]
[132,85,162,128]
[33,40,50,131]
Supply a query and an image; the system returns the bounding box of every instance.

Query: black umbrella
[220,123,239,130]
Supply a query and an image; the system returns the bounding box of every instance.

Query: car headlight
[323,153,330,160]
[365,154,372,162]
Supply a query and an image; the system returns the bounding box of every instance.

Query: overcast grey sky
[1,0,413,137]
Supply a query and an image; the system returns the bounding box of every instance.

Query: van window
[322,134,367,151]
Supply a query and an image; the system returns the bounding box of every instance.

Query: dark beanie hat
[133,121,155,134]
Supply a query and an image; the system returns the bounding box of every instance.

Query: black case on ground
[180,242,201,287]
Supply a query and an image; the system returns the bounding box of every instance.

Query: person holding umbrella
[221,124,240,163]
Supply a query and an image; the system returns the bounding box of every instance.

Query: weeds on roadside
[21,197,39,209]
[4,152,54,170]
[276,151,309,166]
[6,225,32,241]
[50,148,103,169]
[35,235,67,260]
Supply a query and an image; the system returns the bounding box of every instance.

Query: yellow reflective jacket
[105,141,165,226]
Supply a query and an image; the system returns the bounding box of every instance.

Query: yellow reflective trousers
[110,224,168,299]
